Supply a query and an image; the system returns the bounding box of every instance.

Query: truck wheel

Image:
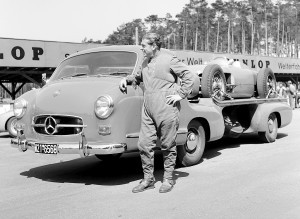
[201,64,226,100]
[258,113,278,143]
[177,120,206,167]
[257,68,276,98]
[7,117,17,138]
[95,154,122,162]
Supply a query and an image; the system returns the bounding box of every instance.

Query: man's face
[141,39,155,59]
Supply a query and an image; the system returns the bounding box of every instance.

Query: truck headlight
[94,95,114,119]
[14,99,27,118]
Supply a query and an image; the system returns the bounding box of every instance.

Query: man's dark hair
[143,33,162,49]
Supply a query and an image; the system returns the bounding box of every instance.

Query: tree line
[86,0,300,58]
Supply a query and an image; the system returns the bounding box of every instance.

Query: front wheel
[177,120,206,167]
[95,154,122,162]
[7,117,17,137]
[258,113,278,143]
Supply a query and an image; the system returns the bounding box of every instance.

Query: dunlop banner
[175,50,300,74]
[0,38,100,68]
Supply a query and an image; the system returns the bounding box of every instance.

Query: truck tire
[201,64,226,100]
[95,154,122,162]
[7,117,17,138]
[257,68,276,98]
[177,120,206,167]
[258,113,278,143]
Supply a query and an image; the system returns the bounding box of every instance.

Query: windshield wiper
[92,72,129,78]
[109,72,129,76]
[60,73,88,80]
[71,73,87,77]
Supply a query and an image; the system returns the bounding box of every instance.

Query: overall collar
[148,50,161,63]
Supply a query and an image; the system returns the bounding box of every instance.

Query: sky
[1,0,217,43]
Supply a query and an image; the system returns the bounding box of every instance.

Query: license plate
[35,143,58,154]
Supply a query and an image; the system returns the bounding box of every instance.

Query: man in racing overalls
[119,33,194,193]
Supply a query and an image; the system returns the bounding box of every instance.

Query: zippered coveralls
[127,51,194,180]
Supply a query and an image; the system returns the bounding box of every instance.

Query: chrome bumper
[11,134,127,158]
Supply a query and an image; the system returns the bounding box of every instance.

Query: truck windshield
[49,51,137,81]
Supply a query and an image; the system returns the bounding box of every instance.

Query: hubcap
[212,72,225,93]
[11,119,18,136]
[186,131,197,151]
[267,75,276,93]
[268,119,274,133]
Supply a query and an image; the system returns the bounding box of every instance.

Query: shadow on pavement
[19,132,288,186]
[202,132,288,160]
[20,151,189,186]
[276,133,288,139]
[0,132,12,138]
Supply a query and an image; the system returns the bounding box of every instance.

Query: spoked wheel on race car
[201,64,227,100]
[95,153,122,162]
[177,120,206,167]
[258,113,278,143]
[257,68,276,98]
[7,117,17,138]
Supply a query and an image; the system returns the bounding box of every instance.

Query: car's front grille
[32,115,85,135]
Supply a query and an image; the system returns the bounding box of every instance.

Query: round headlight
[14,99,27,118]
[94,95,114,119]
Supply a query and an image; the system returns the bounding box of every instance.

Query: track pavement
[0,109,300,218]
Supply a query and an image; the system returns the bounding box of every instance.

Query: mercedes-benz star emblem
[44,116,57,135]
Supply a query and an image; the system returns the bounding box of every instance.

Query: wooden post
[135,27,138,45]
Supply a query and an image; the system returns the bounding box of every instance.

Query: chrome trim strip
[125,133,139,138]
[33,114,84,119]
[126,128,187,138]
[32,124,45,127]
[212,96,288,107]
[11,138,127,155]
[56,124,87,128]
[177,128,188,134]
[32,124,87,128]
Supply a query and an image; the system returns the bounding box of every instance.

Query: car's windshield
[49,51,137,81]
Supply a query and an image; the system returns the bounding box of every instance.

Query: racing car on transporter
[187,56,277,100]
[11,45,292,167]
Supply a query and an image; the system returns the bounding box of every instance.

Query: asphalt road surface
[1,110,300,219]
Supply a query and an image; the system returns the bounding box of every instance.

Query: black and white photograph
[0,0,299,218]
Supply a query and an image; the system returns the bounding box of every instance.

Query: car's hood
[34,77,121,115]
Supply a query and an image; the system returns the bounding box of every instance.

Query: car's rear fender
[251,102,292,132]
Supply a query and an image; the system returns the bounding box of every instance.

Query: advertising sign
[1,38,300,74]
[0,38,100,68]
[175,50,300,74]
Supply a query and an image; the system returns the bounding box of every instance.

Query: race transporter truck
[11,45,292,167]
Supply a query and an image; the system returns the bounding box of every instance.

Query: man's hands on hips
[119,78,127,93]
[166,94,183,106]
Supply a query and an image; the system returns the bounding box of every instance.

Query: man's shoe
[132,178,155,193]
[159,179,175,193]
